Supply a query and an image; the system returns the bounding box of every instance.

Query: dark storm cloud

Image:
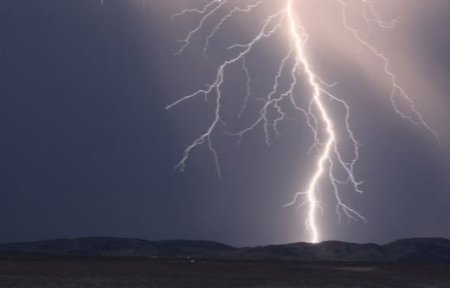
[0,0,449,246]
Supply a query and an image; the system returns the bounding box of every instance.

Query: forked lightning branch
[167,0,439,243]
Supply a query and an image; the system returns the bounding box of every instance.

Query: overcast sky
[0,0,449,247]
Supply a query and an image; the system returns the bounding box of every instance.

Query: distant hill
[242,238,450,263]
[1,237,449,263]
[0,237,233,258]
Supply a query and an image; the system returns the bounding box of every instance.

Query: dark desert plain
[0,237,449,287]
[1,255,450,288]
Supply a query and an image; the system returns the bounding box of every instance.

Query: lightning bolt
[167,0,438,243]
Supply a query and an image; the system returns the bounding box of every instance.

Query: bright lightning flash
[167,0,439,243]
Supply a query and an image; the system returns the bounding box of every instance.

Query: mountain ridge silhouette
[1,237,449,263]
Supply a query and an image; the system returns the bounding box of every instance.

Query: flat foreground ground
[0,255,449,288]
